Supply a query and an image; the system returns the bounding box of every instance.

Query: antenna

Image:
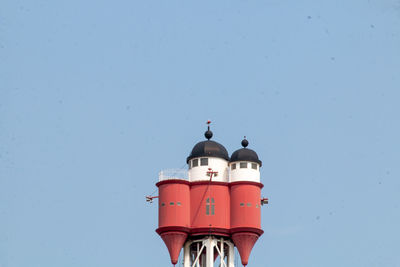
[205,120,213,140]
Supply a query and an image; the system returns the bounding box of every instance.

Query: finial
[204,120,213,140]
[241,136,249,148]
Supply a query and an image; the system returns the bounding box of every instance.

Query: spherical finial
[241,136,249,148]
[205,130,213,140]
[205,120,213,140]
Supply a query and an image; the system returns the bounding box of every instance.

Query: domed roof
[186,124,229,163]
[230,138,262,166]
[187,140,230,163]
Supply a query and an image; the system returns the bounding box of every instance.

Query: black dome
[230,139,262,166]
[187,140,230,163]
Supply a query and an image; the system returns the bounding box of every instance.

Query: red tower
[229,138,264,266]
[156,179,190,265]
[151,124,267,267]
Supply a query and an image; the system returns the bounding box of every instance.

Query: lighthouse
[150,122,266,267]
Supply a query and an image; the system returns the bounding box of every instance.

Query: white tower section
[229,161,260,182]
[188,157,229,182]
[228,138,262,183]
[186,123,230,183]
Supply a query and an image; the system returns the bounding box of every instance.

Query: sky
[1,0,400,266]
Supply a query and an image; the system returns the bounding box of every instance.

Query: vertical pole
[184,241,191,267]
[220,238,225,267]
[205,237,214,267]
[227,242,235,267]
[197,242,201,267]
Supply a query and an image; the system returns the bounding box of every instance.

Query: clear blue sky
[1,0,400,266]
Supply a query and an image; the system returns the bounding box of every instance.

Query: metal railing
[158,169,188,181]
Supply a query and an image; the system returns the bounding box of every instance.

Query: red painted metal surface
[190,183,230,233]
[230,183,262,229]
[156,180,190,265]
[155,178,264,266]
[160,231,188,265]
[231,232,260,266]
[157,180,190,229]
[230,182,263,266]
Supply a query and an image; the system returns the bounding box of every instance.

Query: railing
[158,169,188,181]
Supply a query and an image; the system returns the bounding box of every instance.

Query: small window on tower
[251,163,257,170]
[240,203,245,207]
[247,203,252,207]
[240,162,248,168]
[206,198,215,215]
[169,202,174,206]
[161,203,165,207]
[177,202,181,206]
[231,163,236,170]
[192,159,199,167]
[200,158,208,166]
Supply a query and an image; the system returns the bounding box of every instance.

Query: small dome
[230,138,262,166]
[187,140,230,163]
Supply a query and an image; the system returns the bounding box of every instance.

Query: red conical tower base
[160,231,188,265]
[232,232,259,266]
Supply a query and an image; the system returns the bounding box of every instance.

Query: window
[251,163,257,170]
[240,203,245,207]
[192,159,198,167]
[161,203,165,207]
[200,158,208,166]
[231,163,236,170]
[206,198,215,215]
[169,202,174,205]
[240,162,247,168]
[177,202,181,206]
[247,203,252,207]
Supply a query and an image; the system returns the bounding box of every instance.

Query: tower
[150,123,267,267]
[229,138,264,266]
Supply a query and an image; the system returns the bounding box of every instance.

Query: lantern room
[229,138,262,183]
[187,126,229,182]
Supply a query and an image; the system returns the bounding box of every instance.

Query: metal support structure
[183,236,235,267]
